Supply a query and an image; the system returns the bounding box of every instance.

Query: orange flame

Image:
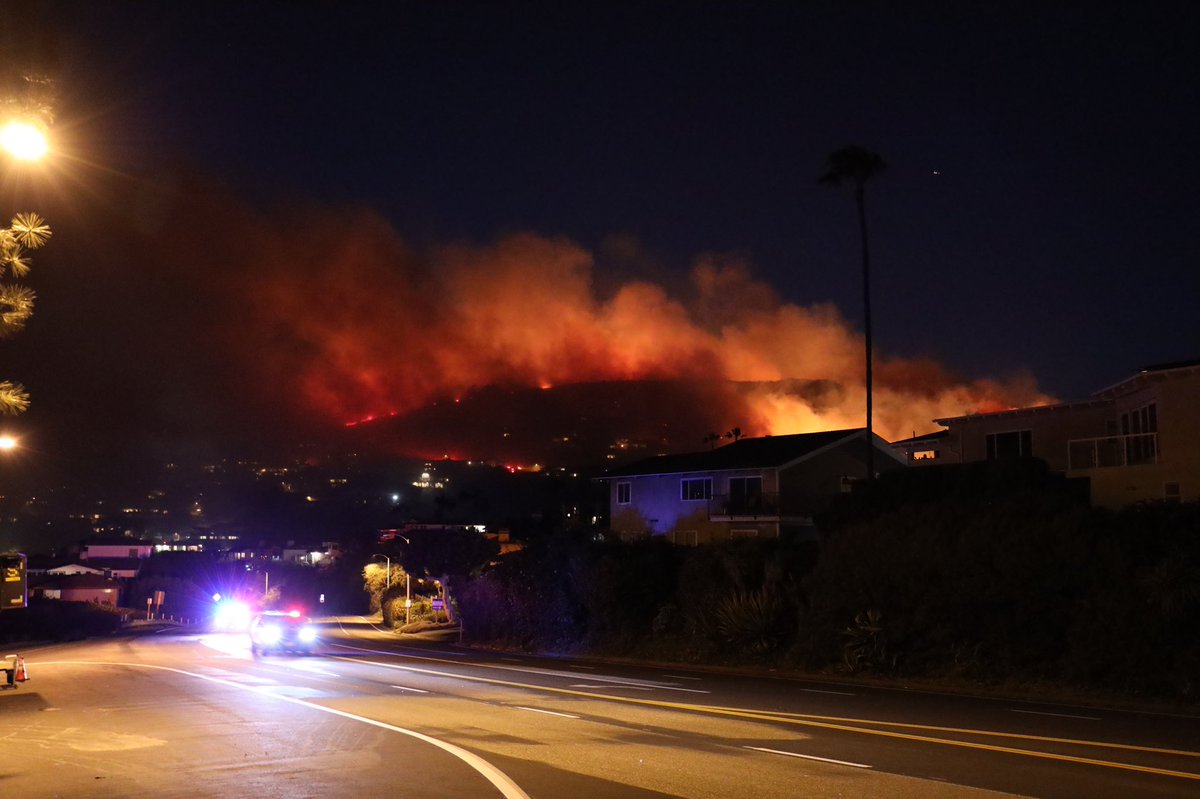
[183,199,1054,443]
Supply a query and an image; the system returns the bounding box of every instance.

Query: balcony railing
[1068,432,1158,470]
[708,492,780,520]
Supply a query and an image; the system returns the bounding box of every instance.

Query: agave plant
[841,608,893,673]
[714,586,786,654]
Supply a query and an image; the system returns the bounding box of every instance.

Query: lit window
[912,449,939,461]
[616,482,631,505]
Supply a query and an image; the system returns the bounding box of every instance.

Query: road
[2,617,1197,798]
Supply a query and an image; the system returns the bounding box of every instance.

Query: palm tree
[820,146,886,480]
[0,212,51,414]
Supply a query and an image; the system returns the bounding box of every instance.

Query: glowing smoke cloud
[230,205,1053,443]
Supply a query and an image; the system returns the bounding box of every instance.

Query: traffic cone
[14,656,27,682]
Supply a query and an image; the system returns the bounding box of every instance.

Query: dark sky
[3,1,1198,476]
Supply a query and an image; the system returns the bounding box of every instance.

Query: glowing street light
[0,120,49,162]
[0,435,17,452]
[371,554,391,588]
[372,547,412,626]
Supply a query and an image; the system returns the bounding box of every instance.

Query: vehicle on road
[249,610,317,655]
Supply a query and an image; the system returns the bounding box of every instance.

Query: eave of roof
[1093,359,1200,398]
[891,430,949,445]
[599,428,865,478]
[934,398,1112,426]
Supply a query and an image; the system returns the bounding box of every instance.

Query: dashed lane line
[515,706,581,720]
[745,746,872,769]
[1010,709,1101,721]
[326,652,1200,782]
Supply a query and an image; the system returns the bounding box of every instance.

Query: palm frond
[0,381,31,415]
[10,213,51,248]
[5,251,31,278]
[0,284,36,336]
[819,145,887,187]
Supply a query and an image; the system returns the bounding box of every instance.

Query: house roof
[1093,357,1200,399]
[36,573,122,590]
[47,562,105,575]
[891,429,950,446]
[935,358,1200,426]
[601,428,866,478]
[934,398,1111,426]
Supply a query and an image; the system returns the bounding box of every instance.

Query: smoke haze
[16,177,1054,479]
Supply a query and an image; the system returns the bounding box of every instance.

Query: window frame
[680,477,713,501]
[985,429,1032,460]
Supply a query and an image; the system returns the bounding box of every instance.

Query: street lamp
[371,552,408,625]
[394,536,413,626]
[0,120,48,162]
[370,554,391,588]
[0,435,17,452]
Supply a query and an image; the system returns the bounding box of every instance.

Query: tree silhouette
[820,146,886,480]
[0,212,50,414]
[1,72,55,415]
[724,427,743,441]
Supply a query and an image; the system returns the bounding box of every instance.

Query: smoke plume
[217,202,1052,444]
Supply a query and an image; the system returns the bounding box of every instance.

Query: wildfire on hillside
[227,213,1051,444]
[132,186,1052,455]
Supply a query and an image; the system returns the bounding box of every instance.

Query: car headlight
[298,626,317,643]
[258,624,283,644]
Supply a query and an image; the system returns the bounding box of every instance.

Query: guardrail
[1068,432,1157,470]
[708,492,781,520]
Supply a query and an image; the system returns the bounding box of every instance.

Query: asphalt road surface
[2,617,1197,798]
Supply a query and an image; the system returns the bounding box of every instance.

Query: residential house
[32,573,122,605]
[600,428,906,544]
[47,563,105,577]
[893,359,1199,508]
[82,539,155,560]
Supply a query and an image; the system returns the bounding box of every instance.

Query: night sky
[2,1,1198,479]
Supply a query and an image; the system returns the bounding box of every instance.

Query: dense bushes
[0,598,124,643]
[458,490,1200,701]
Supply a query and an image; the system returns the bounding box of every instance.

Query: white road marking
[283,662,342,678]
[745,746,872,769]
[1010,709,1101,721]
[38,660,530,799]
[570,683,653,691]
[664,674,701,681]
[515,706,580,719]
[391,684,429,694]
[800,688,856,696]
[566,664,595,670]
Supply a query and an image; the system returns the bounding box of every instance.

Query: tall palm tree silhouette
[820,146,886,480]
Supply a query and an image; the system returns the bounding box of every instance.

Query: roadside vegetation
[458,462,1200,704]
